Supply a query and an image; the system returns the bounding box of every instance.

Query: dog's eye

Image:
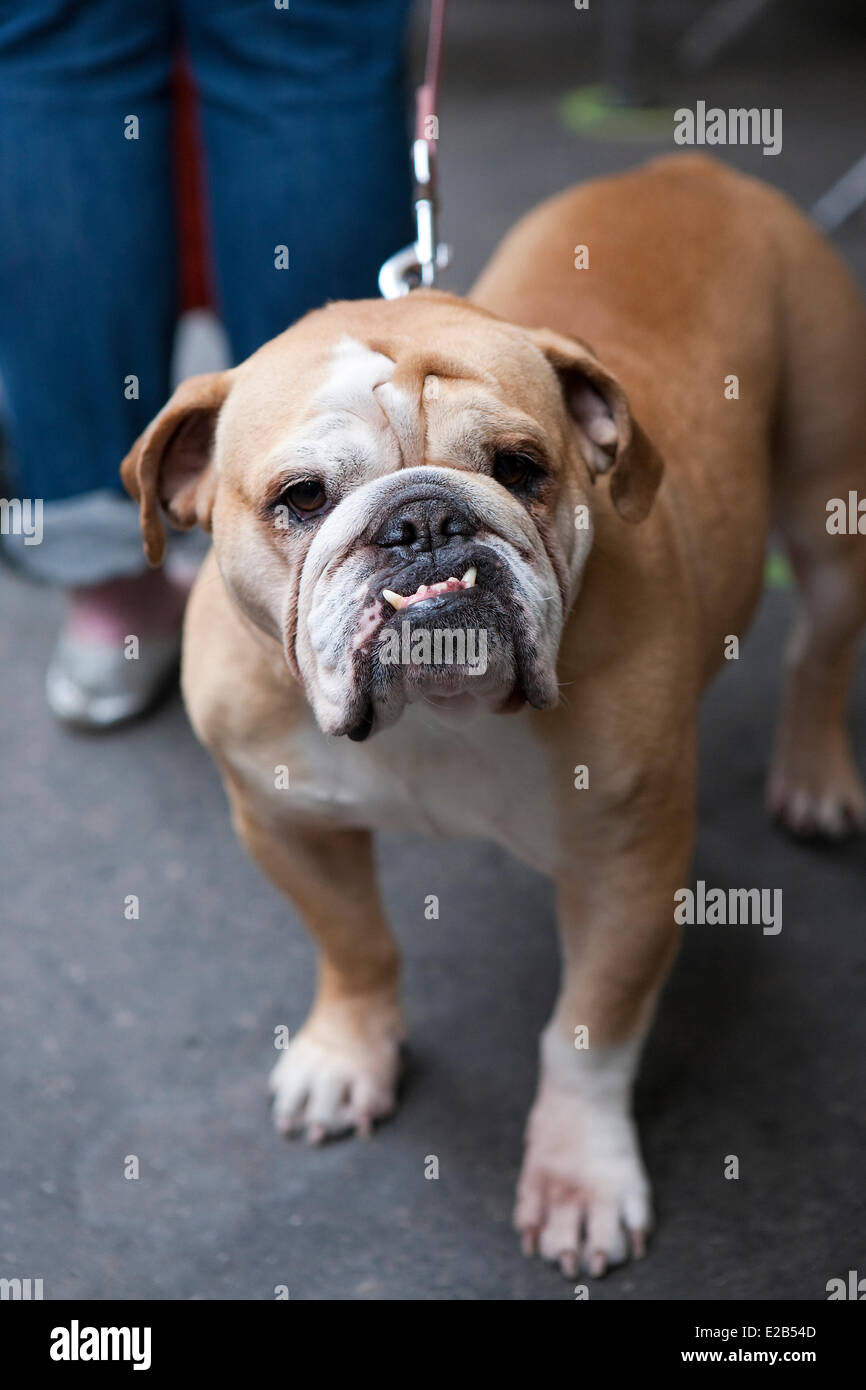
[493,451,536,490]
[285,479,328,516]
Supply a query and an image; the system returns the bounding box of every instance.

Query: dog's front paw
[515,1097,651,1279]
[269,994,406,1142]
[515,1038,652,1279]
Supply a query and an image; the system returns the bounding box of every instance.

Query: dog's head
[122,293,662,739]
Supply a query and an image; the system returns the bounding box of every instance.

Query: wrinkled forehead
[216,300,565,491]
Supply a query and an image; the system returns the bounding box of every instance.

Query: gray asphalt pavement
[1,0,865,1300]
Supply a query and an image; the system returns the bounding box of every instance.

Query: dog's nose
[373,497,475,554]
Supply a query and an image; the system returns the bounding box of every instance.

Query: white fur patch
[314,336,393,411]
[514,1024,652,1275]
[267,337,412,492]
[224,687,559,870]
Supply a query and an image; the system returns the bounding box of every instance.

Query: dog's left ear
[527,327,663,523]
[121,370,234,565]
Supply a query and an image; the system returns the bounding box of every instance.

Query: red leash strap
[415,0,448,148]
[379,0,450,296]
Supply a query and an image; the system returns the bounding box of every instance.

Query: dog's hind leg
[227,782,405,1140]
[767,217,866,838]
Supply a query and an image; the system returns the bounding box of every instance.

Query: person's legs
[0,1,194,724]
[0,0,178,517]
[183,0,414,361]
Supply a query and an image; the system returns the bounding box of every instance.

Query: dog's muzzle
[295,470,563,743]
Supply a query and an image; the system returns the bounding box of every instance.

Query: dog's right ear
[121,370,234,565]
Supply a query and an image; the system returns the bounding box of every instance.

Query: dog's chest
[246,702,558,868]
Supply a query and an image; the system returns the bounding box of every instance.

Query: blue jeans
[0,0,413,582]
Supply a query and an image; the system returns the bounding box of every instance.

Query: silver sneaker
[45,632,181,730]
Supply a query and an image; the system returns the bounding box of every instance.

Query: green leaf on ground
[558,85,672,142]
[765,552,794,589]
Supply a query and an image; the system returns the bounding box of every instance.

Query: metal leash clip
[379,0,450,300]
[379,138,451,299]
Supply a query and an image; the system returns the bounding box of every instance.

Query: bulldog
[122,155,866,1279]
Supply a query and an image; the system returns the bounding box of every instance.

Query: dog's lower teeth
[381,566,478,610]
